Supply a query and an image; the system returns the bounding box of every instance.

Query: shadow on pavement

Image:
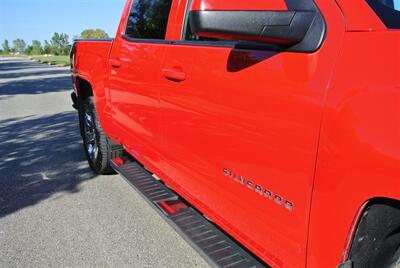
[0,112,97,218]
[0,69,69,80]
[0,65,53,71]
[0,76,72,95]
[0,60,47,71]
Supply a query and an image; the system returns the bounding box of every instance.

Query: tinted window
[367,0,400,29]
[125,0,173,39]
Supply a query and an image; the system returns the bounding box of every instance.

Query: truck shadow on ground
[0,58,49,71]
[0,76,72,95]
[0,112,97,218]
[0,69,69,80]
[0,60,49,71]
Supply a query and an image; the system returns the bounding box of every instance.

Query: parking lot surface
[0,57,209,268]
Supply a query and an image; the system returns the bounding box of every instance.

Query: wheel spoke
[93,145,99,160]
[85,113,93,128]
[83,110,98,161]
[85,132,96,143]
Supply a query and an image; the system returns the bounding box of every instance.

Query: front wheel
[79,96,115,174]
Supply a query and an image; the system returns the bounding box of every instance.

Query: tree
[43,40,51,54]
[25,45,33,55]
[50,32,70,55]
[13,39,26,54]
[80,29,109,39]
[2,39,10,55]
[31,40,43,55]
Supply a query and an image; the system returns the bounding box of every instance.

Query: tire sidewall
[80,96,112,174]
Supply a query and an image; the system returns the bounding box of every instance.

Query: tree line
[1,29,109,56]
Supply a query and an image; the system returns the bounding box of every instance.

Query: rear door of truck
[158,0,345,266]
[107,0,177,168]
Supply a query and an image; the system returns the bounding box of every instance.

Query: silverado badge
[223,168,294,212]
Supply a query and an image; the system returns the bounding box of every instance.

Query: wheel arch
[75,76,94,102]
[343,197,400,268]
[74,74,116,143]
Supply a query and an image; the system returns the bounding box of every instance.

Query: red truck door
[158,0,345,266]
[107,0,175,167]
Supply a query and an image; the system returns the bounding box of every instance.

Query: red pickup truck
[70,0,400,267]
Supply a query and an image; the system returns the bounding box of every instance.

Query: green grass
[30,55,70,66]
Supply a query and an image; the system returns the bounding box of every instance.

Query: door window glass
[367,0,400,29]
[125,0,173,39]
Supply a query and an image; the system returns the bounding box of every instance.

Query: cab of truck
[70,0,400,267]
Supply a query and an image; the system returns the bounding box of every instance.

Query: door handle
[161,68,186,82]
[109,59,122,68]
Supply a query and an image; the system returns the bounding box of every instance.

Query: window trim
[181,0,192,40]
[122,33,286,51]
[122,34,173,44]
[123,0,135,37]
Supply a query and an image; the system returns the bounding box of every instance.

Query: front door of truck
[159,0,344,266]
[107,0,175,167]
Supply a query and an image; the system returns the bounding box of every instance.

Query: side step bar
[110,157,266,268]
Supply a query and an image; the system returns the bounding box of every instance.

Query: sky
[1,0,400,46]
[0,0,127,45]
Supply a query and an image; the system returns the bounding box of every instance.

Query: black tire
[79,96,115,174]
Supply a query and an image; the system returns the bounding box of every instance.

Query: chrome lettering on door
[223,167,294,212]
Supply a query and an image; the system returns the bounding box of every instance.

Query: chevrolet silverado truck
[70,0,400,267]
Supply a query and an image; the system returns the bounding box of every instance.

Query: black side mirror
[189,10,316,46]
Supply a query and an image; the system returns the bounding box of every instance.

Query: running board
[110,158,266,268]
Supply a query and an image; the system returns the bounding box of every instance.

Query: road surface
[0,57,209,268]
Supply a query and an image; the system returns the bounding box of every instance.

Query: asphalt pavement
[0,57,209,268]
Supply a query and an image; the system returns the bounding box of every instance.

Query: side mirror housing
[188,0,326,51]
[189,10,316,45]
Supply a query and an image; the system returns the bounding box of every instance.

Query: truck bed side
[71,39,113,133]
